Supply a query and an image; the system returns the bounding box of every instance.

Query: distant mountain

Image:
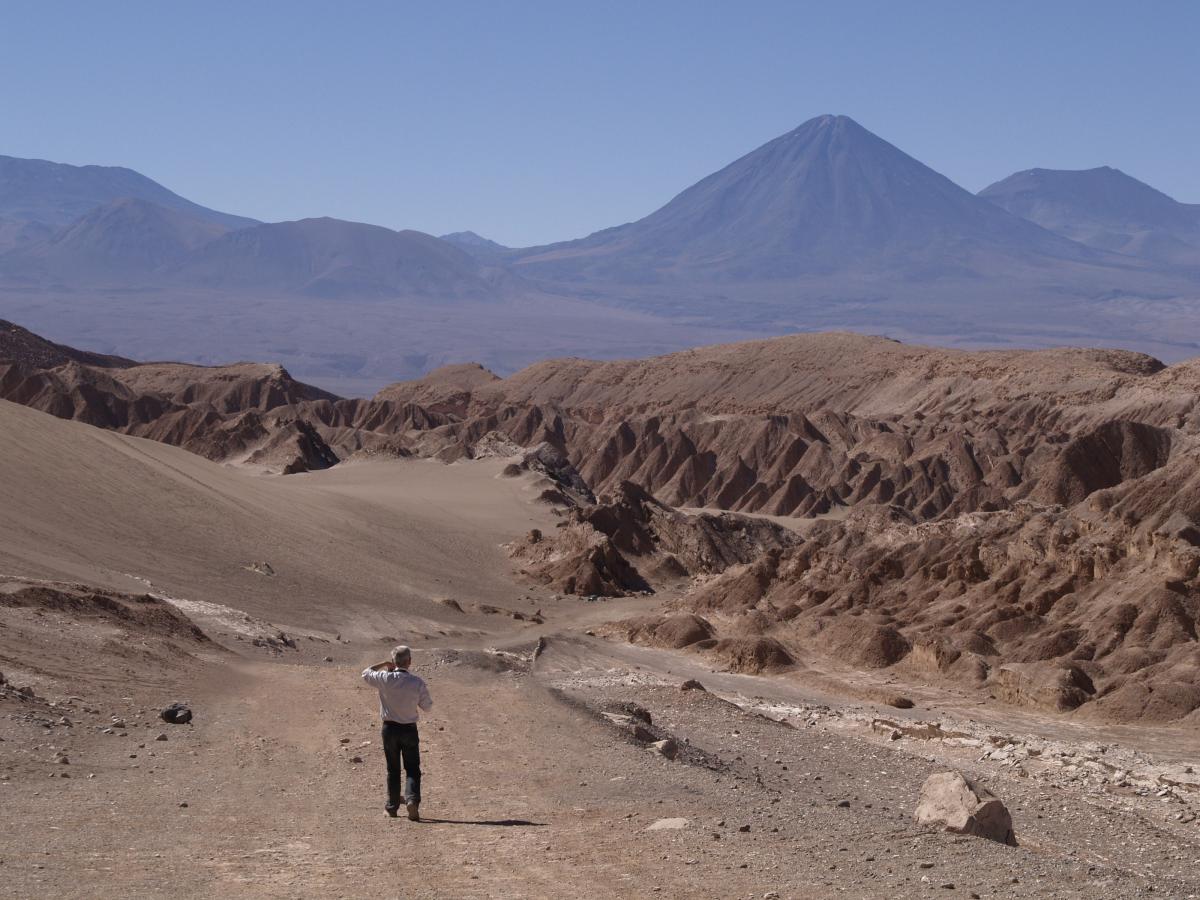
[170,217,500,299]
[979,167,1200,266]
[440,231,512,264]
[509,115,1101,284]
[3,124,1200,392]
[0,154,257,235]
[441,230,508,251]
[4,197,229,280]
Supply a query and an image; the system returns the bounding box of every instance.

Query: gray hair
[390,645,412,668]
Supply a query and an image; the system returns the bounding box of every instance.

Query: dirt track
[4,630,1200,899]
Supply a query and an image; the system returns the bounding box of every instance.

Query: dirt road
[4,633,1199,899]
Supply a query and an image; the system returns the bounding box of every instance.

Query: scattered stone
[680,679,707,692]
[350,756,363,764]
[155,733,168,742]
[645,817,689,831]
[179,802,188,808]
[915,771,1016,845]
[323,656,333,663]
[625,704,652,725]
[836,799,850,808]
[650,739,678,760]
[738,824,751,833]
[160,704,193,725]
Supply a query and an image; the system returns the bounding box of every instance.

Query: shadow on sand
[418,818,547,827]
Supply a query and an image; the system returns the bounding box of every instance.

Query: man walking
[361,645,433,820]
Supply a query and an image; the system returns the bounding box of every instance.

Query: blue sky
[3,1,1197,246]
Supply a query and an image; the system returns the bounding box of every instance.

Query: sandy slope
[0,398,555,633]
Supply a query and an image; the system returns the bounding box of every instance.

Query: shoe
[406,801,420,822]
[385,805,399,818]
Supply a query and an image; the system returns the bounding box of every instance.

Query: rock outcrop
[506,481,796,596]
[0,319,337,471]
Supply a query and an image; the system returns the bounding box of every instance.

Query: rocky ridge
[0,320,340,472]
[4,324,1200,721]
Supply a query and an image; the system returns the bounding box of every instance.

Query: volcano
[509,115,1101,283]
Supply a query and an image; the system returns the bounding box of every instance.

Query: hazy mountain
[441,230,508,251]
[440,230,512,265]
[979,167,1200,266]
[170,217,501,299]
[3,123,1200,392]
[3,197,230,280]
[509,115,1102,284]
[0,154,258,235]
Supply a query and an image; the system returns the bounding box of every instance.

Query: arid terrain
[2,324,1199,898]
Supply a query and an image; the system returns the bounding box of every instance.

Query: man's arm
[361,661,395,684]
[418,681,433,711]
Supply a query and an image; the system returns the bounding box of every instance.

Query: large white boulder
[915,771,1016,845]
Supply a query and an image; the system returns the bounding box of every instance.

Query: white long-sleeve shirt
[361,667,433,724]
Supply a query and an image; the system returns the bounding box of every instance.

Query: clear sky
[3,1,1197,246]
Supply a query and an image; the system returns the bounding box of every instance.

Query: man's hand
[368,661,395,672]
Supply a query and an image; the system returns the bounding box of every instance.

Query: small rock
[627,705,652,725]
[350,756,363,764]
[680,679,707,692]
[650,739,678,760]
[160,704,192,725]
[179,802,188,808]
[836,799,850,808]
[155,733,168,742]
[645,817,689,831]
[738,824,751,833]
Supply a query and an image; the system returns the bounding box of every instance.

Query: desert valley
[2,318,1199,898]
[4,7,1200,896]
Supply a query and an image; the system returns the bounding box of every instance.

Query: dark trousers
[382,721,421,808]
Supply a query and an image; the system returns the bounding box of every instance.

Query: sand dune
[0,398,554,636]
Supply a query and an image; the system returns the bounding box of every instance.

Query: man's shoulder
[384,670,426,686]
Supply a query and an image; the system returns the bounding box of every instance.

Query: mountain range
[980,166,1200,267]
[1,115,1198,390]
[502,115,1105,283]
